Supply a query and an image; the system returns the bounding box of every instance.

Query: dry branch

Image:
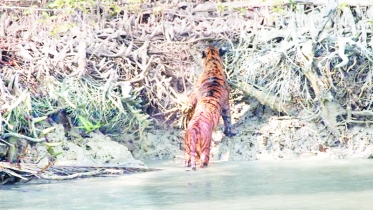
[232,82,297,116]
[189,0,373,11]
[2,132,46,143]
[0,162,158,184]
[1,0,373,173]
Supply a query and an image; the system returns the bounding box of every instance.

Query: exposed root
[0,162,158,184]
[1,0,373,177]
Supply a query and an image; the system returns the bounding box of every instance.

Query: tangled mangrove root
[0,161,157,185]
[228,1,373,144]
[1,0,373,182]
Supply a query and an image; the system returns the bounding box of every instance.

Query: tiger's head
[201,46,227,65]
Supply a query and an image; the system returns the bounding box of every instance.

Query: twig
[2,133,46,143]
[39,169,105,180]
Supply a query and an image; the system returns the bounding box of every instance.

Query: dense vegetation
[1,0,373,183]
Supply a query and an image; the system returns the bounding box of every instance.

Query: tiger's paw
[200,162,208,168]
[190,160,197,171]
[192,164,197,171]
[224,128,238,137]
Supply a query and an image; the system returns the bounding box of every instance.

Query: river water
[1,159,373,210]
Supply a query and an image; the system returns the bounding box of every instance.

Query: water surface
[1,159,373,210]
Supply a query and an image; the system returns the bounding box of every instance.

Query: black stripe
[200,76,224,84]
[202,90,213,97]
[206,57,220,63]
[200,77,224,86]
[204,82,225,90]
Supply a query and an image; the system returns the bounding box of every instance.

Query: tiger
[184,46,235,171]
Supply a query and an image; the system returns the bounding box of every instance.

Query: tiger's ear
[219,47,228,56]
[202,51,206,58]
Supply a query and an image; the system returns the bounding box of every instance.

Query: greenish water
[1,159,373,210]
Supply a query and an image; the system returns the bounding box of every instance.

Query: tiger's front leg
[222,98,236,137]
[200,140,211,168]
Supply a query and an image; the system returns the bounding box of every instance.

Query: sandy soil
[33,124,145,168]
[38,96,373,168]
[120,96,373,165]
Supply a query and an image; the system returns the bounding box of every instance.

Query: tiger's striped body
[184,46,235,170]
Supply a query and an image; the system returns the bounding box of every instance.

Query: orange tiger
[184,46,235,170]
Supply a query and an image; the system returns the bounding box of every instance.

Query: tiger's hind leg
[184,151,191,167]
[191,153,197,170]
[184,130,191,167]
[189,134,197,171]
[184,132,191,167]
[185,129,198,170]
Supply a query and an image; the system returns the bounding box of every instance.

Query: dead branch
[2,132,46,143]
[39,169,105,180]
[232,81,297,116]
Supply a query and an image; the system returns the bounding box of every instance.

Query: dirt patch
[31,124,146,168]
[128,96,373,164]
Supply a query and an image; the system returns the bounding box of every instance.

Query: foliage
[77,115,101,134]
[47,0,95,10]
[1,0,372,165]
[0,0,154,164]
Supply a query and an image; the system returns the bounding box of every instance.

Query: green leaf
[77,115,101,133]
